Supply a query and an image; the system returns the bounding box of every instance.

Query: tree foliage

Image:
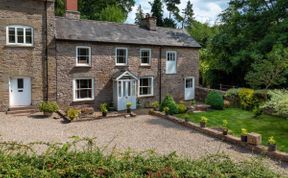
[99,5,126,23]
[150,0,164,26]
[135,5,145,25]
[182,0,194,28]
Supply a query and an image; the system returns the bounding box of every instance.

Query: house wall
[56,41,199,110]
[0,0,55,111]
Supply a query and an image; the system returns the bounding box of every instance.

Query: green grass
[177,108,288,153]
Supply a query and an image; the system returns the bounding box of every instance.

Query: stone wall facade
[56,41,199,110]
[0,0,55,111]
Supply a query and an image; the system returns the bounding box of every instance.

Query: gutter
[44,0,49,101]
[158,47,162,104]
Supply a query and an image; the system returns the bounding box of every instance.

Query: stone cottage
[0,0,201,112]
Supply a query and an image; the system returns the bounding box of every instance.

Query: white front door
[185,77,195,100]
[9,77,32,107]
[118,80,137,111]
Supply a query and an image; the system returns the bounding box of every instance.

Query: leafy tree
[55,0,65,16]
[135,5,145,25]
[150,0,164,26]
[163,0,180,19]
[162,18,176,28]
[182,0,194,28]
[99,5,126,23]
[245,45,288,89]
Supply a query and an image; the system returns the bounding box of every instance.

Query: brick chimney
[140,14,157,31]
[65,0,80,20]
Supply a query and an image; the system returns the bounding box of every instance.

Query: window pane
[8,27,15,43]
[117,49,126,64]
[17,79,24,89]
[141,50,150,64]
[75,79,93,99]
[17,28,24,43]
[118,81,122,97]
[25,28,32,44]
[139,78,152,95]
[78,48,89,55]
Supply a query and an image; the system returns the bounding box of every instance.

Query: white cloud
[125,0,229,25]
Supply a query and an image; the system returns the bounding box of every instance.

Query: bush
[38,101,59,113]
[66,108,81,121]
[160,95,179,115]
[151,101,159,110]
[177,103,187,114]
[262,90,288,118]
[205,91,224,110]
[99,103,108,113]
[238,88,256,110]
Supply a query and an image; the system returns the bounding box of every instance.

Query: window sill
[5,44,34,48]
[75,65,92,68]
[165,73,177,75]
[138,95,154,98]
[73,98,94,102]
[140,64,151,67]
[115,64,128,67]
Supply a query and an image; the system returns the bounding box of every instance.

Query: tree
[245,45,288,89]
[135,5,145,25]
[163,0,180,19]
[55,0,65,16]
[150,0,164,26]
[162,18,176,28]
[182,0,194,28]
[99,5,126,23]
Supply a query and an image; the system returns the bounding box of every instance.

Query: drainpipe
[158,46,162,104]
[44,0,49,102]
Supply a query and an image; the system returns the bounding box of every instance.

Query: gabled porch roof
[113,70,138,81]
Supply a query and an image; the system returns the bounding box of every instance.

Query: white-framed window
[6,25,33,46]
[140,48,151,66]
[76,46,91,66]
[73,79,94,101]
[139,77,154,97]
[115,48,128,66]
[166,51,177,74]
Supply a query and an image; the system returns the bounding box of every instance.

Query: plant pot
[102,112,107,117]
[127,108,131,114]
[268,144,277,152]
[200,122,206,128]
[43,112,53,117]
[241,135,248,142]
[223,129,228,135]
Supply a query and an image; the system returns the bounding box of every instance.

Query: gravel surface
[0,112,287,176]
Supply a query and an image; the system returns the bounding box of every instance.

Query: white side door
[118,80,137,111]
[185,77,195,100]
[9,77,32,107]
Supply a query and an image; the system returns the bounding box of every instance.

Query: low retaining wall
[196,87,226,102]
[149,110,288,163]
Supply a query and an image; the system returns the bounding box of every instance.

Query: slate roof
[55,17,201,48]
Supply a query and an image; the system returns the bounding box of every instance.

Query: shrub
[253,107,263,118]
[268,136,276,145]
[38,101,59,113]
[262,90,288,118]
[200,116,208,124]
[100,103,108,113]
[177,103,187,114]
[205,91,224,110]
[238,88,256,110]
[151,101,159,110]
[163,107,170,115]
[160,95,179,115]
[126,102,132,109]
[66,108,81,121]
[241,129,248,136]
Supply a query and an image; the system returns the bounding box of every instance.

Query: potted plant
[241,128,248,142]
[38,101,59,117]
[222,120,228,135]
[268,136,277,152]
[163,107,170,115]
[200,116,208,128]
[66,108,81,121]
[126,102,132,114]
[152,101,159,111]
[100,103,108,117]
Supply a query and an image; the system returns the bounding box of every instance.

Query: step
[6,109,37,115]
[8,106,36,111]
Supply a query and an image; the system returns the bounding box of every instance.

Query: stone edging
[149,110,288,163]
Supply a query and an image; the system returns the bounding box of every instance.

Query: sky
[126,0,230,25]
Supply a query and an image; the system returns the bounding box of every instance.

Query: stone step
[8,106,36,111]
[6,109,37,115]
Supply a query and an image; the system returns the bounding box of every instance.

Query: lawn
[176,108,288,153]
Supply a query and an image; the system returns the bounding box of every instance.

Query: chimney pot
[65,0,80,20]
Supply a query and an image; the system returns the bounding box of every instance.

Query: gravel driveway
[0,112,287,176]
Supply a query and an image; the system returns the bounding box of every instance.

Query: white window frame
[166,51,177,74]
[138,77,154,97]
[76,46,91,67]
[140,48,151,66]
[73,78,95,102]
[6,25,34,46]
[115,47,128,66]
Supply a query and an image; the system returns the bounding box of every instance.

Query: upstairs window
[140,49,151,66]
[6,26,33,46]
[139,77,154,97]
[166,51,177,74]
[115,48,128,66]
[76,46,91,66]
[73,79,94,101]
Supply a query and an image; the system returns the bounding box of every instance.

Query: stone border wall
[195,87,226,102]
[149,110,288,163]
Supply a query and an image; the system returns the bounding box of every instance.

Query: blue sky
[126,0,230,25]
